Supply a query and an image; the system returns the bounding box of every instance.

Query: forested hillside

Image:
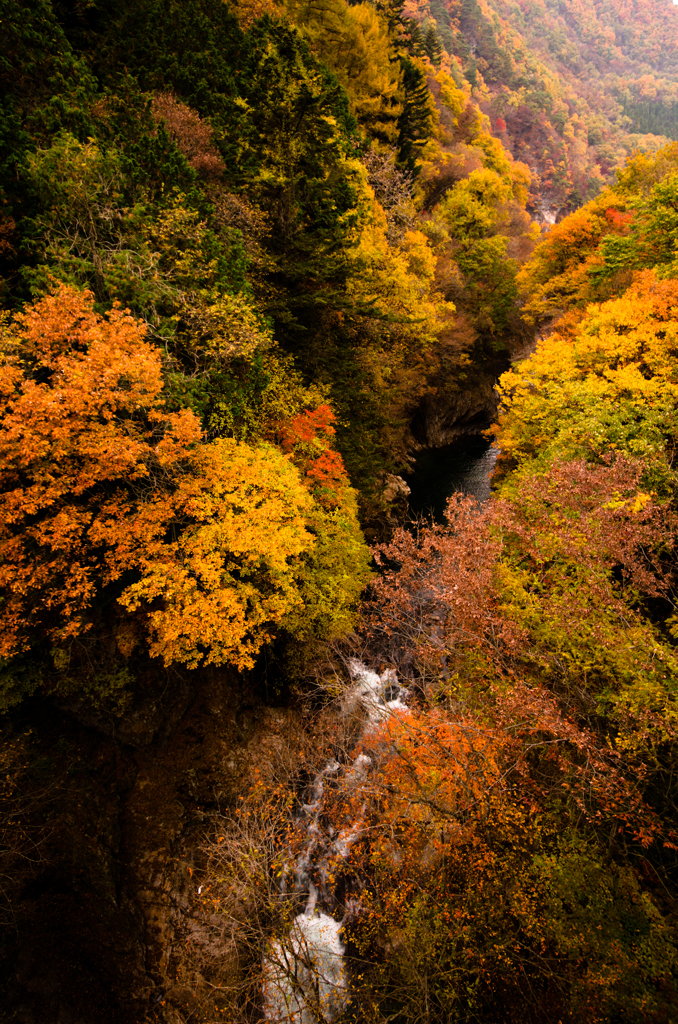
[2,0,678,1022]
[0,0,545,708]
[403,0,678,215]
[198,142,678,1024]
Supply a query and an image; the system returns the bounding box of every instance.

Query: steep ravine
[1,382,503,1024]
[1,669,307,1024]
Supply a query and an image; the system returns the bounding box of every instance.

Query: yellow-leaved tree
[494,269,678,483]
[283,0,402,145]
[492,270,678,765]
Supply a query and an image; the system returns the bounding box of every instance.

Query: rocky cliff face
[409,373,500,449]
[0,670,303,1024]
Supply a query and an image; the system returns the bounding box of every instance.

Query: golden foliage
[495,269,678,470]
[108,438,315,670]
[283,0,402,143]
[348,184,454,338]
[0,286,316,670]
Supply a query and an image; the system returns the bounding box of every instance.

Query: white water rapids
[261,659,410,1024]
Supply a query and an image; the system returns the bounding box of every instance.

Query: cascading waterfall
[262,660,410,1024]
[261,438,500,1022]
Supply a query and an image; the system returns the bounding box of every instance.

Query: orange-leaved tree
[516,191,633,326]
[340,492,678,1024]
[274,402,373,660]
[279,404,348,506]
[0,285,317,704]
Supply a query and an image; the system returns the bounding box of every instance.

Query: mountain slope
[401,0,678,215]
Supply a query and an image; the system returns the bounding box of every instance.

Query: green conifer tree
[424,26,444,67]
[396,57,433,172]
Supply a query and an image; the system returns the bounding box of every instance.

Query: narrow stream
[405,433,499,519]
[262,662,411,1024]
[261,435,499,1022]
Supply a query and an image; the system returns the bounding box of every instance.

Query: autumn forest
[2,0,678,1021]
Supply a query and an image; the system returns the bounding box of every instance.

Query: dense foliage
[333,145,678,1024]
[0,285,372,707]
[402,0,678,215]
[0,0,545,704]
[3,0,678,1021]
[189,143,678,1024]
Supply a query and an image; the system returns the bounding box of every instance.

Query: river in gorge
[261,434,499,1023]
[405,432,499,521]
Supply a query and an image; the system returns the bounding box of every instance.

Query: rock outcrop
[410,374,500,449]
[0,670,303,1024]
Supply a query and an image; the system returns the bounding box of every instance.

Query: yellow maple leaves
[114,438,315,669]
[494,270,678,472]
[0,286,316,670]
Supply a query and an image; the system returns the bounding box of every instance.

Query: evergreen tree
[0,0,97,301]
[424,26,443,67]
[396,57,432,172]
[240,18,364,318]
[400,17,426,58]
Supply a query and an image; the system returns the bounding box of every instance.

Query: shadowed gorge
[1,0,678,1021]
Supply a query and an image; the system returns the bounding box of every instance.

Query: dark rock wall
[0,671,300,1024]
[410,374,500,449]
